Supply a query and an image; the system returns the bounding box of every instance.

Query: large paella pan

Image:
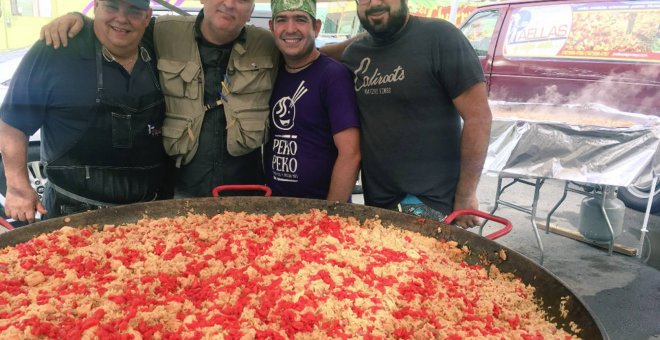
[0,197,606,339]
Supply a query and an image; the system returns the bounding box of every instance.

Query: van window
[503,1,660,63]
[461,10,499,57]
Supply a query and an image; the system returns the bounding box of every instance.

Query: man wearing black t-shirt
[0,0,168,223]
[341,0,493,228]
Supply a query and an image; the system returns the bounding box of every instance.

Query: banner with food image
[503,1,660,63]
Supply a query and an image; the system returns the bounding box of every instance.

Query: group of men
[0,0,491,229]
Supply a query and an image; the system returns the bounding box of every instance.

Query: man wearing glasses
[341,0,493,228]
[42,0,280,198]
[0,0,170,222]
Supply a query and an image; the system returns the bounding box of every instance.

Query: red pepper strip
[521,333,544,340]
[80,309,106,331]
[492,303,501,317]
[507,314,520,329]
[255,329,286,339]
[67,234,91,247]
[20,258,37,270]
[393,327,413,339]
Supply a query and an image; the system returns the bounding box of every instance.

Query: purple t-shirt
[265,54,360,199]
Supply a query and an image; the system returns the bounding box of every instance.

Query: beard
[358,1,409,41]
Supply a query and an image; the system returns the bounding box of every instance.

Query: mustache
[365,5,390,16]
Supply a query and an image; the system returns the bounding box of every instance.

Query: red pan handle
[0,217,14,231]
[443,209,512,240]
[212,185,272,197]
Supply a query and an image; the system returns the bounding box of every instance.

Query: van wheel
[0,144,47,228]
[618,182,660,214]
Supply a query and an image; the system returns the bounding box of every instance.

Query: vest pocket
[228,56,275,94]
[157,59,201,100]
[162,113,195,157]
[225,106,269,157]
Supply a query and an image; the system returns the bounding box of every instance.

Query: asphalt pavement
[480,174,660,340]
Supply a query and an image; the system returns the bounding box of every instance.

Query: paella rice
[0,210,579,339]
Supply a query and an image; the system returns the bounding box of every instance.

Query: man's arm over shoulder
[319,32,367,62]
[40,12,89,48]
[452,82,492,227]
[42,13,156,50]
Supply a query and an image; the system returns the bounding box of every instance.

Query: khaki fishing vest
[154,16,279,167]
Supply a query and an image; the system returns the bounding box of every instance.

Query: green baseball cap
[271,0,316,19]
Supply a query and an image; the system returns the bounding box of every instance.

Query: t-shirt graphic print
[265,55,360,199]
[270,81,308,183]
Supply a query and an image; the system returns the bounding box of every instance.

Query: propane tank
[578,186,626,243]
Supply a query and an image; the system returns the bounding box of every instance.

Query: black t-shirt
[342,17,485,213]
[0,23,160,163]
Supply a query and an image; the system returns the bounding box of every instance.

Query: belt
[50,182,158,208]
[49,182,117,208]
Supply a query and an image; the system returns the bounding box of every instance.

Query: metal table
[482,108,660,264]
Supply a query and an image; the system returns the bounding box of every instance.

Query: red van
[459,0,660,212]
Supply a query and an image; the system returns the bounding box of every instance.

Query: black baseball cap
[126,0,150,10]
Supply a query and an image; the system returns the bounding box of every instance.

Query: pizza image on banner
[503,1,660,63]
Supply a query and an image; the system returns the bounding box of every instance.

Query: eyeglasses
[99,0,148,20]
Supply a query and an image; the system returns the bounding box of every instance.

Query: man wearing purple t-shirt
[265,0,361,202]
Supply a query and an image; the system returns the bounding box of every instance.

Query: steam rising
[490,66,660,117]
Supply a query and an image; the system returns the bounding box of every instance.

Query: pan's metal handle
[212,185,272,197]
[443,209,512,240]
[0,217,14,231]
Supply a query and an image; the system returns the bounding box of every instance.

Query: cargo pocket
[226,108,269,156]
[162,113,195,157]
[227,57,275,94]
[157,59,201,99]
[111,112,132,148]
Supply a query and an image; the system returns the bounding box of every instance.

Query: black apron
[43,42,165,218]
